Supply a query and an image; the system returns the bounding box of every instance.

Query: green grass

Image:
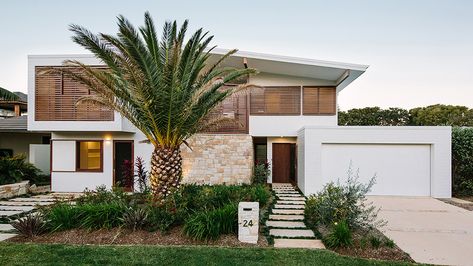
[0,243,414,266]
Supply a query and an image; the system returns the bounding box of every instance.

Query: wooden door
[272,143,296,183]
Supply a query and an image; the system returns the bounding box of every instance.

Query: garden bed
[8,226,268,247]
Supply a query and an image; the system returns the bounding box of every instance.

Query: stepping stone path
[0,192,80,241]
[268,183,325,249]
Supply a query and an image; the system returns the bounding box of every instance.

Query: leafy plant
[0,154,41,185]
[43,203,81,231]
[253,163,270,184]
[10,213,47,237]
[147,206,177,232]
[76,185,129,206]
[384,238,395,248]
[183,203,237,241]
[452,127,473,196]
[135,157,149,193]
[323,220,352,248]
[305,164,384,230]
[369,236,382,249]
[121,207,148,231]
[0,87,20,101]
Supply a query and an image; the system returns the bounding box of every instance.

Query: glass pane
[79,141,101,170]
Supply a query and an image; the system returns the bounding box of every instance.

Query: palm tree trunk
[150,146,183,200]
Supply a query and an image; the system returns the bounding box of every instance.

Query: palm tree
[58,12,256,200]
[0,87,19,101]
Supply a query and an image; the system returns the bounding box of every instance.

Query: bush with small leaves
[11,213,47,237]
[369,236,382,249]
[323,220,352,248]
[384,238,395,248]
[121,207,149,231]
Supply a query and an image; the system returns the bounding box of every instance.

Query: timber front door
[272,143,296,183]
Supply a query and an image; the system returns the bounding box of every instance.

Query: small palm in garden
[58,12,255,200]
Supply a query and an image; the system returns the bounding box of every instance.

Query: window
[76,141,103,171]
[250,87,301,115]
[303,87,336,115]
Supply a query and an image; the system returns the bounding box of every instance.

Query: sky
[0,0,472,110]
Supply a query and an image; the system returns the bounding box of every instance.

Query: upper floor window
[302,87,336,115]
[35,66,114,121]
[250,87,301,115]
[76,141,103,172]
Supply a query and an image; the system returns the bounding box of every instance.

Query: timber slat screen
[35,66,114,121]
[302,87,336,115]
[250,86,301,115]
[204,85,248,133]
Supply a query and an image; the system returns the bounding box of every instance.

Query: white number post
[238,202,259,244]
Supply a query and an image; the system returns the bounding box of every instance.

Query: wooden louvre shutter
[35,66,114,121]
[303,87,336,115]
[250,87,301,115]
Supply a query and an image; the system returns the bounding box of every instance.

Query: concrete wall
[298,126,452,198]
[181,134,253,185]
[0,132,47,161]
[29,144,50,174]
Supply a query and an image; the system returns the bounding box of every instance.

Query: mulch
[7,226,268,247]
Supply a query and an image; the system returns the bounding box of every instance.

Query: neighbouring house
[0,92,51,174]
[27,50,451,197]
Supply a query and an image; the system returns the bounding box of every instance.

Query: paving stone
[0,205,35,211]
[0,224,14,231]
[0,210,23,217]
[272,209,304,215]
[276,194,302,198]
[10,197,56,202]
[274,204,305,209]
[269,214,304,221]
[0,201,53,206]
[0,233,17,241]
[274,238,325,249]
[266,221,306,228]
[275,191,300,194]
[269,229,315,238]
[278,197,305,201]
[277,200,305,205]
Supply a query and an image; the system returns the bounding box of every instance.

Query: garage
[297,126,451,198]
[321,144,431,196]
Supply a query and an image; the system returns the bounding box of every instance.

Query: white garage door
[321,144,431,196]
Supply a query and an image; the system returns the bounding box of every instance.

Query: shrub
[183,203,238,241]
[369,236,382,249]
[0,154,41,185]
[305,165,383,230]
[452,127,473,196]
[385,238,395,248]
[121,207,148,231]
[252,163,270,184]
[76,185,129,206]
[135,157,149,193]
[323,220,352,248]
[45,202,126,231]
[147,206,177,232]
[10,213,47,237]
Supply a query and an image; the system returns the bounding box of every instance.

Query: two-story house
[27,50,452,198]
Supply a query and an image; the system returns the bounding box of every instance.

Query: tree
[0,87,20,101]
[338,107,410,126]
[58,13,255,200]
[409,104,473,126]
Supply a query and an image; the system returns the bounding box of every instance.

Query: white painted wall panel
[250,116,337,137]
[321,144,431,196]
[29,144,50,174]
[52,141,75,171]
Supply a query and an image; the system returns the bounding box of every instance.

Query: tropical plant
[0,87,19,101]
[135,157,149,193]
[183,203,238,240]
[54,12,255,200]
[0,154,41,185]
[121,207,149,231]
[252,162,270,184]
[10,213,47,237]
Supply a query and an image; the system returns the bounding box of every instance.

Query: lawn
[0,243,414,266]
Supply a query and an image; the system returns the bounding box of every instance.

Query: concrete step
[277,200,305,205]
[277,197,305,201]
[269,214,304,221]
[0,224,14,232]
[270,229,315,238]
[0,233,17,241]
[0,210,24,217]
[0,205,35,211]
[276,194,302,198]
[9,198,56,202]
[266,220,306,228]
[275,191,300,194]
[274,204,305,209]
[272,209,304,215]
[274,238,325,249]
[0,201,52,206]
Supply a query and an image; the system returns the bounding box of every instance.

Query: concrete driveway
[368,196,473,266]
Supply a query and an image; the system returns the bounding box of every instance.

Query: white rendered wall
[250,116,337,137]
[29,144,50,174]
[266,137,297,183]
[298,126,452,198]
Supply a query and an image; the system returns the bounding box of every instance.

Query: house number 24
[243,219,254,227]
